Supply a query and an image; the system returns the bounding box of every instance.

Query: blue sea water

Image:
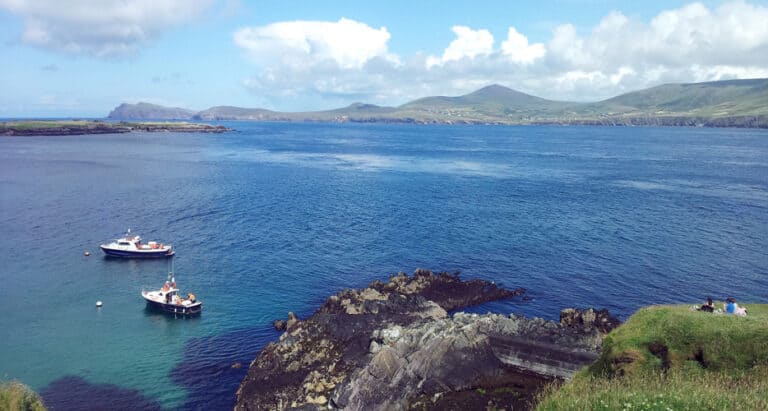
[0,123,767,409]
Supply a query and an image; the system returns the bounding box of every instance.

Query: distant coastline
[0,120,231,136]
[108,78,768,129]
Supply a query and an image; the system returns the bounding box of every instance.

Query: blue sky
[1,0,767,117]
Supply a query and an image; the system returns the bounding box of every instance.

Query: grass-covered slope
[0,381,46,411]
[1,120,230,136]
[108,102,195,120]
[536,304,768,410]
[107,78,768,127]
[588,78,768,117]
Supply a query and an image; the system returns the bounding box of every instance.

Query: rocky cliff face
[234,270,618,410]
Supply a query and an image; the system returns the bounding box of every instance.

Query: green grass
[0,120,93,129]
[0,381,46,411]
[536,304,768,410]
[1,120,222,134]
[536,366,768,411]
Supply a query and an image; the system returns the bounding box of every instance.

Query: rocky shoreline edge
[0,120,231,136]
[235,269,620,410]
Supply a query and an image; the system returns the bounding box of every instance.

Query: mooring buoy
[96,301,103,307]
[84,251,91,256]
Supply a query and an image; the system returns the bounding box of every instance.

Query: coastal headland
[109,78,768,129]
[0,120,230,136]
[235,269,768,410]
[235,269,620,410]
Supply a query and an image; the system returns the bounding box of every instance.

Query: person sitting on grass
[698,296,715,312]
[724,297,747,317]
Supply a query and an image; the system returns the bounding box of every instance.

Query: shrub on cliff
[536,303,768,410]
[0,381,46,411]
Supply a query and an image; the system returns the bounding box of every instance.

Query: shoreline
[235,269,619,410]
[0,120,231,136]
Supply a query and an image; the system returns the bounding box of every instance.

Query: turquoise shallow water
[0,123,767,409]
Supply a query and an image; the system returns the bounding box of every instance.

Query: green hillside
[193,106,281,121]
[107,78,768,128]
[536,304,768,410]
[107,102,195,120]
[587,78,768,117]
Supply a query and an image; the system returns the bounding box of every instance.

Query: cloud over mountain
[426,26,494,68]
[234,1,768,108]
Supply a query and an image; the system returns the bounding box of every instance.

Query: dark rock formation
[235,270,617,410]
[332,312,604,410]
[559,307,621,334]
[0,121,230,136]
[273,319,287,331]
[235,270,524,410]
[1,123,130,136]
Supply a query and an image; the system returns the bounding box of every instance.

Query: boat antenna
[167,257,174,282]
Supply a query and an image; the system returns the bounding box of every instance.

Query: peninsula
[109,78,768,129]
[235,269,620,410]
[235,269,768,410]
[0,120,230,136]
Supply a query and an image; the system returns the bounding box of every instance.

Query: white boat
[141,272,201,315]
[100,230,174,258]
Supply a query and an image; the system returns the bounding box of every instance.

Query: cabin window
[118,242,130,246]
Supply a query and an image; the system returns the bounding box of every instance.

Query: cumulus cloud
[426,26,494,68]
[538,1,768,99]
[500,27,546,64]
[234,18,396,70]
[235,1,768,108]
[0,0,215,56]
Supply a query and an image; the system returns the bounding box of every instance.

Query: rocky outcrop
[559,307,621,334]
[1,123,130,136]
[235,270,620,410]
[0,120,230,136]
[332,312,607,411]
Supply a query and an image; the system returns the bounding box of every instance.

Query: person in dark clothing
[699,296,714,312]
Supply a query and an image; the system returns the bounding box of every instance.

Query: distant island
[109,78,768,129]
[0,120,230,136]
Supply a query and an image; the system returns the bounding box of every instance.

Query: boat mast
[167,257,174,284]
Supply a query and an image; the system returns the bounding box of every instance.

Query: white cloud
[0,0,215,56]
[500,27,546,64]
[234,1,768,108]
[233,18,395,70]
[426,26,494,68]
[549,2,768,72]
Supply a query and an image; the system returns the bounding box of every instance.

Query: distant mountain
[587,78,768,116]
[106,79,768,128]
[107,102,195,120]
[194,106,281,121]
[403,84,560,110]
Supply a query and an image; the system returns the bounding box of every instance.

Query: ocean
[1,122,766,409]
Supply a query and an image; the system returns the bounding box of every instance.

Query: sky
[1,0,767,117]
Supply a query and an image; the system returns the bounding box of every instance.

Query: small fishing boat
[100,230,174,258]
[141,271,201,316]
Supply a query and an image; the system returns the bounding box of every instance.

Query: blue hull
[101,247,174,258]
[145,300,202,316]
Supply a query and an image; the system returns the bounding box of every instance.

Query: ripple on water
[0,124,767,409]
